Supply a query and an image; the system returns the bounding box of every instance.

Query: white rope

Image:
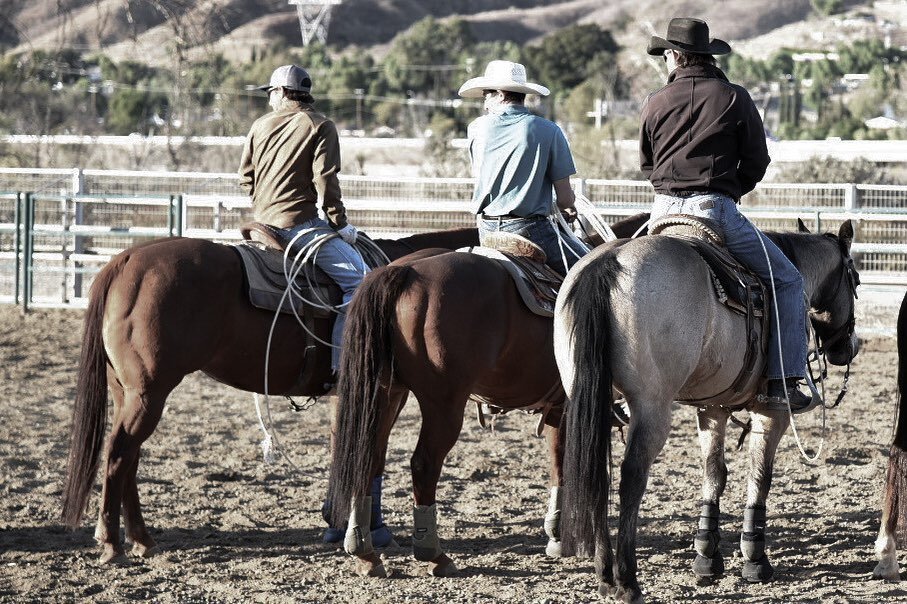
[746,216,826,463]
[253,228,387,475]
[573,194,618,243]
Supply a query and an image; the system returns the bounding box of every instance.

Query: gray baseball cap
[256,65,312,92]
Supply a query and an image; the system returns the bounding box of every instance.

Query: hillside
[1,0,875,64]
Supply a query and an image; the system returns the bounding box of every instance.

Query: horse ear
[796,218,811,233]
[838,220,854,253]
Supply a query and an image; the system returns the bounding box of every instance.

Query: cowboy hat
[458,60,549,98]
[647,17,731,56]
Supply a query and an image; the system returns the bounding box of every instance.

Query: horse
[552,220,860,602]
[326,213,650,578]
[873,290,907,580]
[60,227,480,564]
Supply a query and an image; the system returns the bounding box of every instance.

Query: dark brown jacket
[639,64,770,201]
[239,101,348,229]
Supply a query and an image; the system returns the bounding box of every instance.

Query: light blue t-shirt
[468,105,576,217]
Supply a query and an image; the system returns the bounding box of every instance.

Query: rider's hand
[336,224,359,245]
[560,206,578,224]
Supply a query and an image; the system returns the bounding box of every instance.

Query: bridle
[808,237,860,408]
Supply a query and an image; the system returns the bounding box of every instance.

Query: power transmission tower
[288,0,343,46]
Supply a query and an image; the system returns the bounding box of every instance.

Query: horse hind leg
[95,384,166,564]
[873,444,907,580]
[692,407,730,584]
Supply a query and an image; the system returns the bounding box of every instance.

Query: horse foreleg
[408,393,467,578]
[740,408,789,583]
[613,402,673,604]
[692,406,730,583]
[542,420,565,558]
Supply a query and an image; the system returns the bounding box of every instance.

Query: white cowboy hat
[458,60,550,98]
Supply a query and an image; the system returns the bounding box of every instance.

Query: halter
[808,237,860,408]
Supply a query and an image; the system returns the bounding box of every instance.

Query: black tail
[328,264,413,527]
[61,257,122,527]
[560,254,622,555]
[883,292,907,542]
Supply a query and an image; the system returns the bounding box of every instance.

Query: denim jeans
[280,217,368,371]
[477,215,589,276]
[651,193,807,379]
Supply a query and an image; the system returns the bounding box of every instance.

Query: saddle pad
[678,237,765,317]
[233,242,341,317]
[458,246,563,317]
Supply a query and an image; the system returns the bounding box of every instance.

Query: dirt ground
[1,305,907,603]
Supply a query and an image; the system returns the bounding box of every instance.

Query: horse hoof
[428,553,458,577]
[99,548,129,565]
[742,556,774,583]
[132,542,159,558]
[692,553,724,581]
[872,560,901,581]
[545,539,563,558]
[612,585,644,604]
[354,554,387,578]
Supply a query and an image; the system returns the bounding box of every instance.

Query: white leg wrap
[544,487,562,541]
[412,503,443,562]
[344,496,374,556]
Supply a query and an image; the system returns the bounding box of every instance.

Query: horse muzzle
[825,332,859,366]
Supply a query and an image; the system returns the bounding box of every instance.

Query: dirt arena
[1,304,907,603]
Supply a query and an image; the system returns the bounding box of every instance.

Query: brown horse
[327,214,649,578]
[874,290,907,580]
[60,227,479,564]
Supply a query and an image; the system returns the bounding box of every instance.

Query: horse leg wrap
[412,504,443,562]
[343,496,374,557]
[544,487,563,557]
[692,501,724,578]
[369,475,394,548]
[740,504,773,583]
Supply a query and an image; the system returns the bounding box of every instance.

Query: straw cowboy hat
[458,60,550,98]
[647,17,731,56]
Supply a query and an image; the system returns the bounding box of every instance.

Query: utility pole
[288,0,343,46]
[354,88,364,131]
[586,98,607,129]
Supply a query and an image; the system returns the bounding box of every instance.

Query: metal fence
[1,168,906,308]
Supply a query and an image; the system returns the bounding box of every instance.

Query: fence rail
[1,168,907,308]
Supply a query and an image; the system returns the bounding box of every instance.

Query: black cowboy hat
[647,17,731,56]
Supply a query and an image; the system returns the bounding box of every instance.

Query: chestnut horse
[553,222,860,602]
[327,214,649,578]
[874,290,907,580]
[60,228,479,564]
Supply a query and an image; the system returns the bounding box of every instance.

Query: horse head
[802,219,860,366]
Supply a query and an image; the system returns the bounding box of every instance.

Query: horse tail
[883,292,907,542]
[328,263,413,527]
[61,255,122,527]
[560,254,622,555]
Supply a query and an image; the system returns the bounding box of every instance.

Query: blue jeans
[651,193,807,380]
[280,218,368,371]
[477,215,589,276]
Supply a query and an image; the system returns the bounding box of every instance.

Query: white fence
[1,167,906,309]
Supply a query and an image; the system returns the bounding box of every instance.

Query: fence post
[60,196,70,304]
[574,178,587,199]
[22,193,34,312]
[843,184,859,211]
[13,192,22,305]
[72,197,84,299]
[71,168,84,196]
[168,194,184,237]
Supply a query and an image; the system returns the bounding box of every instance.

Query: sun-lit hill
[3,0,884,65]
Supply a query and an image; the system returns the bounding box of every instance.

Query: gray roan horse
[552,220,859,602]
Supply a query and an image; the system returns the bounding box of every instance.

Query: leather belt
[480,213,543,220]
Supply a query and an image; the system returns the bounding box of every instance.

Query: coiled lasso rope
[254,228,389,476]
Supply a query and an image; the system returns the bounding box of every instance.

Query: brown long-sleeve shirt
[239,101,348,229]
[639,64,770,201]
